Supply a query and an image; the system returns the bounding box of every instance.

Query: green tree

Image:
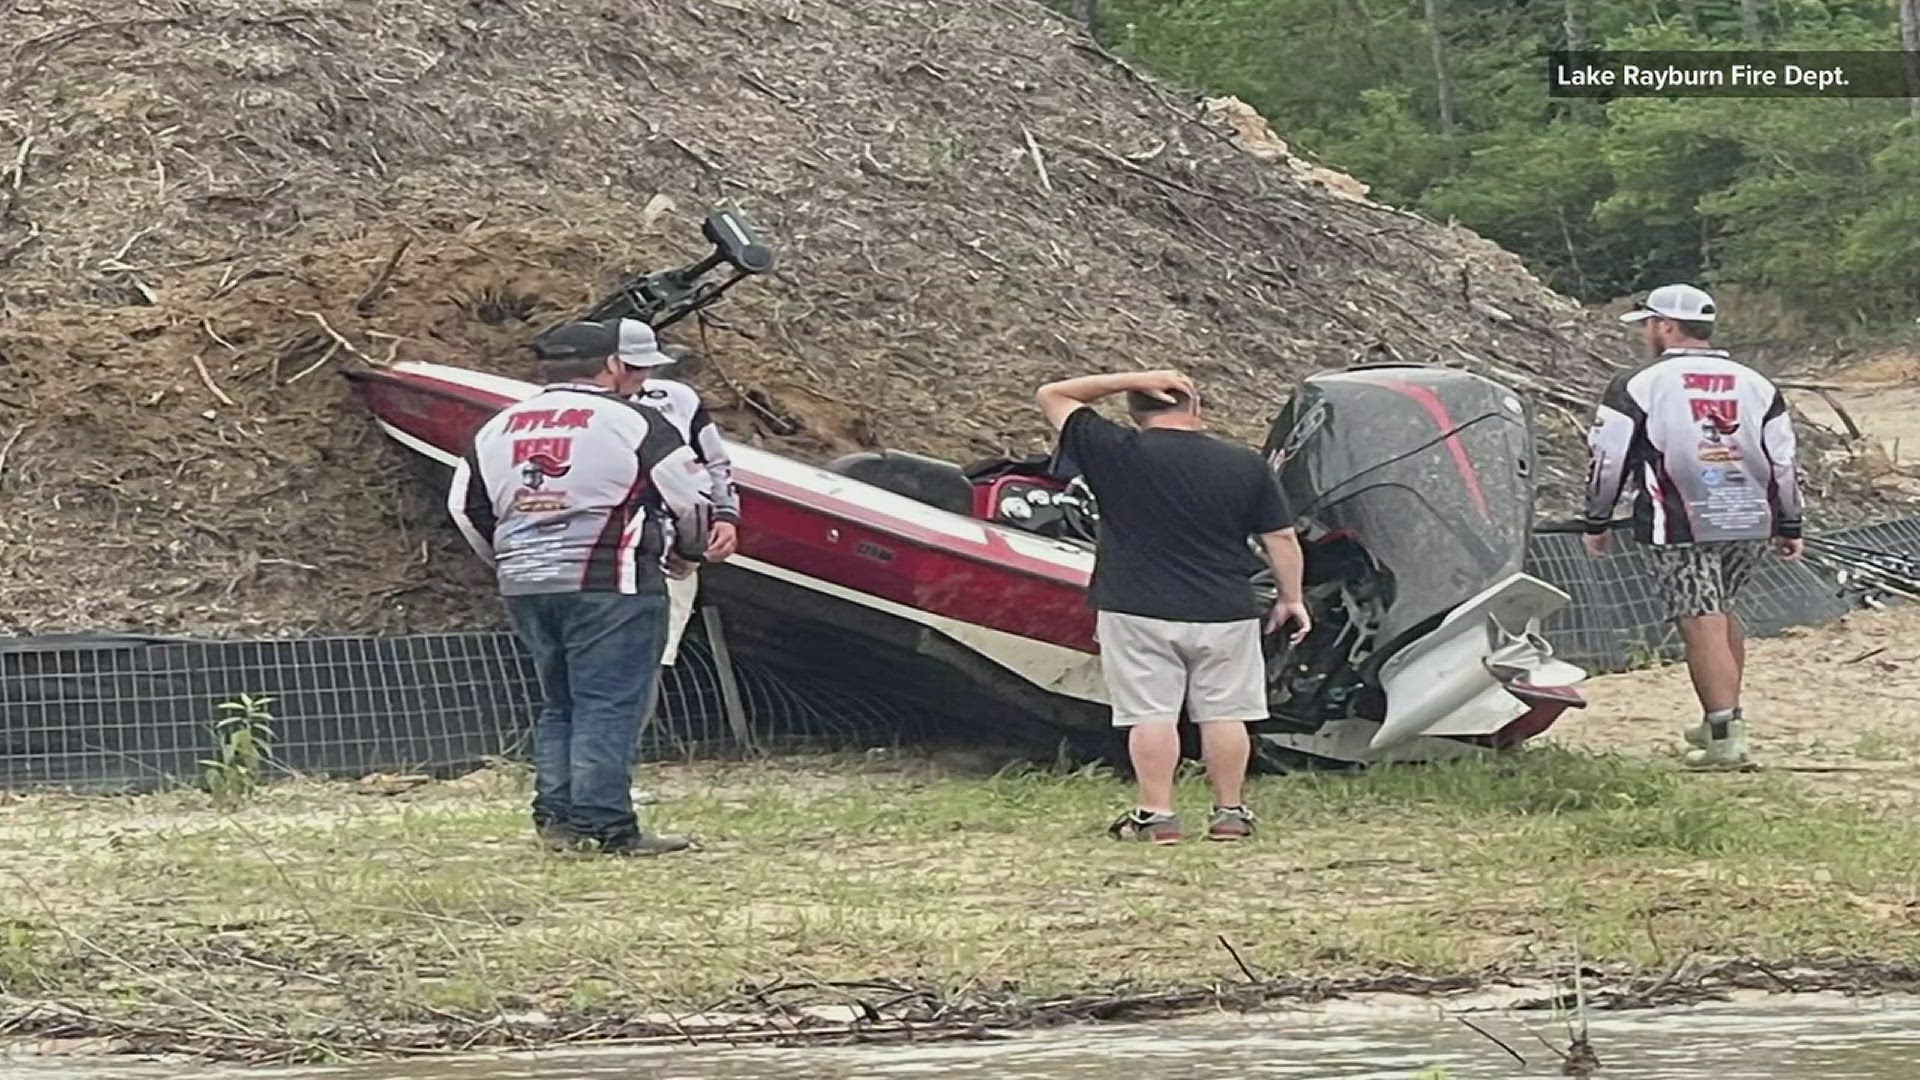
[1069,0,1915,328]
[1423,121,1623,297]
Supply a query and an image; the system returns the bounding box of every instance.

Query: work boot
[1683,718,1757,772]
[596,831,694,857]
[1107,808,1183,844]
[1206,805,1257,841]
[535,822,590,852]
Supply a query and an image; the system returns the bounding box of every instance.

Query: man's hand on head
[1130,369,1195,404]
[1036,369,1198,429]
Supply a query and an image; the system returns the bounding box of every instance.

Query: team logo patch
[509,436,573,512]
[513,488,572,513]
[1692,399,1741,438]
[1700,413,1741,438]
[512,437,573,490]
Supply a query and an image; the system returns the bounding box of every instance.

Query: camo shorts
[1653,540,1768,620]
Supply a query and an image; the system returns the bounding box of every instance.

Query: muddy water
[12,993,1919,1079]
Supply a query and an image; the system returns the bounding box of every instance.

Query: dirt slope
[0,0,1891,635]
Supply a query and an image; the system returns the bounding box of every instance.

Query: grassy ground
[3,747,1919,1061]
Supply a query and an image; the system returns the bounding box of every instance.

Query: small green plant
[201,693,277,808]
[0,923,52,993]
[1619,630,1668,670]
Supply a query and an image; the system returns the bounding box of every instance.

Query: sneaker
[1684,708,1742,749]
[1683,719,1758,772]
[596,832,694,857]
[1206,805,1257,841]
[1107,809,1182,844]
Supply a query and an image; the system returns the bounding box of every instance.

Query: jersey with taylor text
[1583,347,1803,545]
[448,384,712,595]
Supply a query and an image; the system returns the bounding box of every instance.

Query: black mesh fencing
[0,621,925,793]
[1523,518,1920,672]
[6,519,1919,792]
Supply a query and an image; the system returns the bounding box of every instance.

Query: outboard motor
[1256,363,1585,754]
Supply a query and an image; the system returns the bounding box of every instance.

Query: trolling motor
[570,207,777,330]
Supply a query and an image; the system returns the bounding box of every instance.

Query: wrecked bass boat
[343,209,1585,766]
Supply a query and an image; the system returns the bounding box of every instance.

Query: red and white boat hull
[346,361,1571,764]
[350,363,1121,745]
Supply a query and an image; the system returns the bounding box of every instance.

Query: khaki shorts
[1654,540,1767,620]
[1095,611,1268,726]
[661,570,698,667]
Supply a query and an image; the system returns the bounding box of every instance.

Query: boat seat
[826,450,975,516]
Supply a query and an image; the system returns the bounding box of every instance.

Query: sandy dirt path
[1566,605,1920,803]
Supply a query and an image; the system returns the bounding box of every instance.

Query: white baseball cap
[614,318,673,368]
[1620,283,1717,323]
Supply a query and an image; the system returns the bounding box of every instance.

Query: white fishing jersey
[448,384,712,595]
[1583,347,1804,545]
[631,378,739,523]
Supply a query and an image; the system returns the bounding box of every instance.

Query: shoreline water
[9,984,1920,1075]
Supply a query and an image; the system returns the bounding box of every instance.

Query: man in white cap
[613,319,741,698]
[1582,284,1805,771]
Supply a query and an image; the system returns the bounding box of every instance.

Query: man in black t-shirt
[1038,369,1309,845]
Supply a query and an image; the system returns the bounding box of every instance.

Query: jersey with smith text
[1583,347,1803,545]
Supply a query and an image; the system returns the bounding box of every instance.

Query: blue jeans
[503,590,668,841]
